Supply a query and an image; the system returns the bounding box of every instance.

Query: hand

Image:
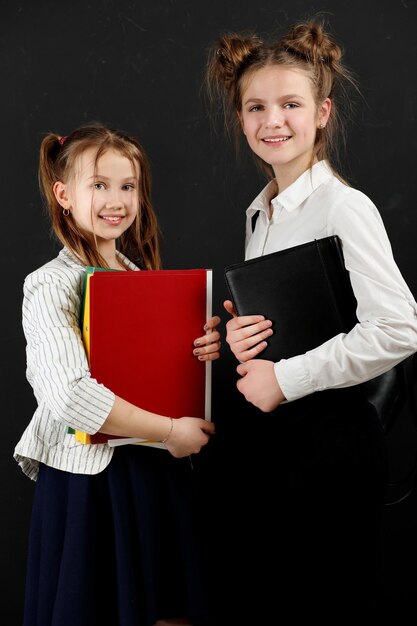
[193,315,221,361]
[236,359,285,412]
[224,300,273,362]
[164,416,215,458]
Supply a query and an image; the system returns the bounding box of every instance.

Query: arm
[100,314,221,455]
[99,396,214,458]
[24,268,215,458]
[276,193,417,402]
[225,192,417,410]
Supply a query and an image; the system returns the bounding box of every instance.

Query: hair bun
[211,33,262,87]
[282,20,342,67]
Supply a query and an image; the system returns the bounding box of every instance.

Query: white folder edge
[205,269,213,422]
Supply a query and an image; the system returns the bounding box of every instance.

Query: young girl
[14,122,221,626]
[206,19,417,620]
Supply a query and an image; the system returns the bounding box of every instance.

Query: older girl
[206,19,417,619]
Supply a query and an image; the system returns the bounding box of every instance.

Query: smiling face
[54,148,139,258]
[239,64,331,189]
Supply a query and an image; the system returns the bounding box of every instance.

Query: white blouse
[245,160,417,402]
[14,248,139,480]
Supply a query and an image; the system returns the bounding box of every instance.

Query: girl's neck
[273,156,318,195]
[99,242,127,271]
[105,254,127,271]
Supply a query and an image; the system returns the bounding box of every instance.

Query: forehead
[74,147,139,178]
[241,65,313,99]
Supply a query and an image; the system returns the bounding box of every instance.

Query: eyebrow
[88,174,137,182]
[243,94,306,105]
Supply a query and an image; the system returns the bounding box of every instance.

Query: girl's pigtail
[38,134,62,219]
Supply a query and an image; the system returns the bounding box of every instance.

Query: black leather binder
[224,235,417,435]
[224,235,358,362]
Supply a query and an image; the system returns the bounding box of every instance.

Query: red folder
[77,268,212,446]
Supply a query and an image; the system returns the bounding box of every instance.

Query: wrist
[160,417,174,444]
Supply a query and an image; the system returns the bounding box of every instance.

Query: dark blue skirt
[23,445,207,626]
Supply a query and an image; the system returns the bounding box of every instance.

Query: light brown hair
[39,122,161,269]
[205,19,359,179]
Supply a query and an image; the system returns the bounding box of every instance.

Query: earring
[63,208,70,217]
[319,122,325,129]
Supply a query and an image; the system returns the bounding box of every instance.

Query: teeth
[101,216,121,222]
[263,137,289,143]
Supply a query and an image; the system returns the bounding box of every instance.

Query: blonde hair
[205,19,359,179]
[39,122,161,269]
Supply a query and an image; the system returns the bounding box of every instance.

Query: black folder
[224,234,416,435]
[224,235,358,362]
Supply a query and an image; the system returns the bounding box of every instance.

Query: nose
[265,106,284,128]
[105,190,123,210]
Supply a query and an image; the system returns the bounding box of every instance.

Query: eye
[94,182,105,190]
[248,105,262,113]
[284,102,299,109]
[122,183,136,191]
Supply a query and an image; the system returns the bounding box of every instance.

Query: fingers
[168,418,215,457]
[193,344,221,360]
[194,324,220,344]
[236,364,245,378]
[237,339,270,361]
[202,350,221,361]
[193,334,221,356]
[201,329,221,344]
[231,321,272,345]
[226,318,273,362]
[194,346,221,361]
[227,316,271,334]
[193,322,221,361]
[204,315,221,330]
[201,420,216,435]
[223,300,237,317]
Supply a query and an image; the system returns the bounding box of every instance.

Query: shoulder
[325,176,377,211]
[24,249,85,299]
[319,178,395,260]
[319,177,385,231]
[320,175,373,207]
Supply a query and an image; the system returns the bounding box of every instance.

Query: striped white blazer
[14,247,139,480]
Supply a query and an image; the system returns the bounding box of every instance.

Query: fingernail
[198,355,205,361]
[193,349,200,355]
[204,324,209,331]
[194,339,201,346]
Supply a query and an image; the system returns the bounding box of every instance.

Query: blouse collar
[246,160,334,219]
[59,247,139,271]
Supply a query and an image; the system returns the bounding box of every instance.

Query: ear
[53,181,71,210]
[317,98,332,129]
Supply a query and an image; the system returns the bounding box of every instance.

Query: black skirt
[202,387,389,622]
[23,445,207,626]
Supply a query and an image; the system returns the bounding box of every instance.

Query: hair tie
[58,136,68,145]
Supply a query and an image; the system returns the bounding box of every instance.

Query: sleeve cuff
[274,355,315,402]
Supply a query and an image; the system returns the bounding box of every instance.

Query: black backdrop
[2,0,417,622]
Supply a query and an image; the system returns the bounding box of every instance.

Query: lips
[99,215,124,223]
[262,136,291,143]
